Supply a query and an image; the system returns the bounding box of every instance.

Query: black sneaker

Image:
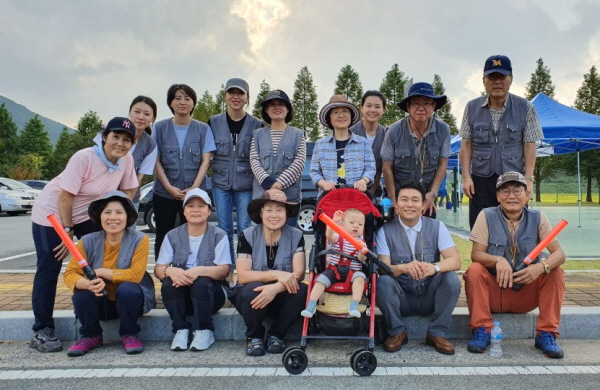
[30,327,62,352]
[266,335,285,354]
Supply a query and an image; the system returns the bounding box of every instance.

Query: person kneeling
[154,189,230,352]
[64,191,155,357]
[302,209,367,318]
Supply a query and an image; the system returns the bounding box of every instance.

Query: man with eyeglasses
[463,171,566,358]
[459,55,544,229]
[381,82,451,218]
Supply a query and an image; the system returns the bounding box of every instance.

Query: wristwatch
[64,226,74,233]
[541,261,551,274]
[433,263,441,273]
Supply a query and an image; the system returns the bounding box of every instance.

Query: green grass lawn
[451,234,600,271]
[456,193,600,206]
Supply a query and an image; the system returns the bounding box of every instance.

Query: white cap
[183,188,212,207]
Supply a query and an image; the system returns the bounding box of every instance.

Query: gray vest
[483,206,540,267]
[210,113,263,191]
[82,230,156,314]
[165,223,227,273]
[467,94,528,177]
[386,117,449,191]
[243,224,303,272]
[130,132,157,203]
[153,118,208,199]
[252,126,304,202]
[350,122,387,172]
[382,217,440,296]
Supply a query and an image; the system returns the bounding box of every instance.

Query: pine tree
[214,83,226,114]
[72,110,103,152]
[524,58,558,202]
[18,115,52,158]
[290,66,320,141]
[525,58,556,100]
[192,90,217,123]
[333,65,363,106]
[0,103,20,176]
[573,65,600,203]
[379,64,408,126]
[252,80,271,121]
[431,74,458,135]
[45,127,74,179]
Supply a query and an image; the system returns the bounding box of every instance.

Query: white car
[0,177,42,197]
[0,189,35,216]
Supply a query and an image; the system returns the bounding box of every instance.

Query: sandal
[266,335,285,354]
[246,338,265,356]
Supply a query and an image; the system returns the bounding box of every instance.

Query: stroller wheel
[351,350,377,377]
[282,347,308,375]
[350,348,366,366]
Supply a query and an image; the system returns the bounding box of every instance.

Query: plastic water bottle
[490,321,503,358]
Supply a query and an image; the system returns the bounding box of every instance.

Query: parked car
[0,189,36,216]
[0,177,41,197]
[138,142,319,233]
[20,180,49,190]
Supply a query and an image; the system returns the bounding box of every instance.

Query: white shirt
[156,234,231,269]
[376,217,455,257]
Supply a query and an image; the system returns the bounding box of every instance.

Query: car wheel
[297,204,315,233]
[7,211,25,216]
[145,206,156,233]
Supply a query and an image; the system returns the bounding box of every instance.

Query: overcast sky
[2,0,600,128]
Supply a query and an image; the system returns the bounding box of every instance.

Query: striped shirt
[327,233,363,271]
[249,129,306,189]
[459,96,543,143]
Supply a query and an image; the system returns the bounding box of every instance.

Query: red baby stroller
[281,188,392,376]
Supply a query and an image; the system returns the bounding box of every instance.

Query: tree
[214,83,226,114]
[18,115,52,159]
[6,154,44,180]
[524,58,558,202]
[290,66,320,141]
[71,110,103,152]
[572,65,600,203]
[333,64,363,106]
[431,74,458,134]
[0,103,20,176]
[379,64,408,126]
[45,127,74,179]
[252,79,271,120]
[192,90,217,123]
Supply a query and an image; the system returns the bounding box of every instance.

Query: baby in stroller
[301,209,367,318]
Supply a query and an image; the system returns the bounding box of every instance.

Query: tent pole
[577,147,581,227]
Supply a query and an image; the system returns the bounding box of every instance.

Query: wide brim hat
[261,89,294,124]
[247,189,300,224]
[397,82,447,112]
[88,190,138,228]
[319,95,360,129]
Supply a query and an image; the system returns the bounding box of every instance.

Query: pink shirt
[31,148,138,227]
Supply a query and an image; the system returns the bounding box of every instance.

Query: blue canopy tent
[449,93,600,226]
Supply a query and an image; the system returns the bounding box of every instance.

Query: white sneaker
[171,329,189,351]
[190,329,215,351]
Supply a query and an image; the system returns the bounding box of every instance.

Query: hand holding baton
[318,212,393,276]
[47,214,107,296]
[513,219,568,291]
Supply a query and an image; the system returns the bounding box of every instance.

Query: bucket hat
[260,89,294,124]
[319,95,360,129]
[397,82,447,112]
[247,189,300,224]
[88,190,138,228]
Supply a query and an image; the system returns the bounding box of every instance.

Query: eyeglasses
[498,187,525,196]
[410,102,435,109]
[330,108,350,116]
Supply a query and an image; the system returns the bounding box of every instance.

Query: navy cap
[103,117,136,142]
[397,82,447,112]
[260,90,294,124]
[483,55,512,76]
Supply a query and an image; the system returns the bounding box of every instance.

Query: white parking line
[1,365,600,379]
[0,252,36,263]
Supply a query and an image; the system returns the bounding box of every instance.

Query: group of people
[27,54,566,360]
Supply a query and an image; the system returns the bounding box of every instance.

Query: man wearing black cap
[381,82,451,218]
[460,55,544,229]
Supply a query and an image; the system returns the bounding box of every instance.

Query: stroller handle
[318,213,393,276]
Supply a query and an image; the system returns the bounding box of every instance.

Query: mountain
[0,95,74,145]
